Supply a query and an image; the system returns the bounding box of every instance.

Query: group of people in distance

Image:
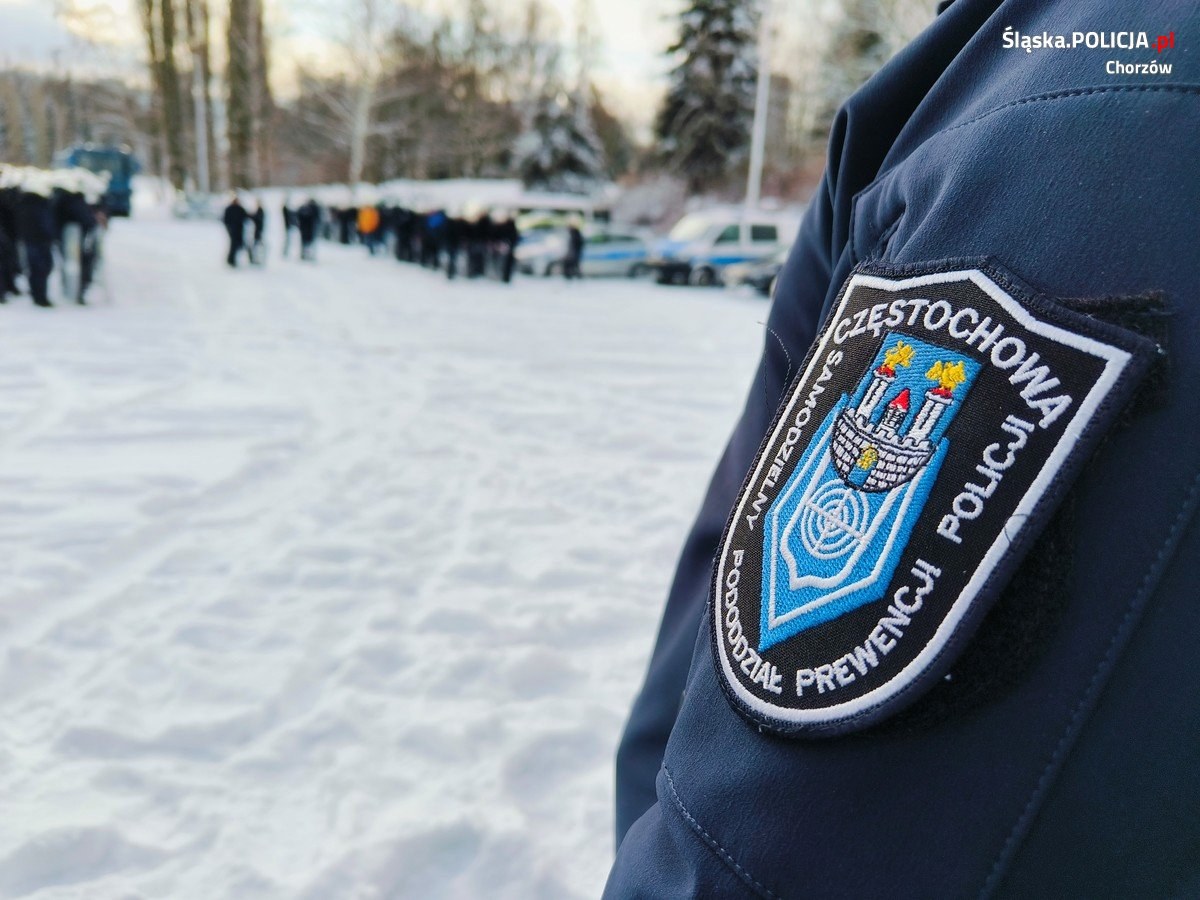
[306,199,527,284]
[0,165,108,307]
[220,191,585,286]
[395,206,522,283]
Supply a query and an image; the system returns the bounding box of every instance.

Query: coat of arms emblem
[761,335,980,649]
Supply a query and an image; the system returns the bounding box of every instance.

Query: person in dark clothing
[296,199,320,262]
[413,214,427,265]
[421,210,446,269]
[444,215,465,280]
[394,207,414,263]
[15,176,57,307]
[223,195,249,267]
[249,200,266,265]
[282,199,297,258]
[494,214,519,284]
[52,179,99,304]
[337,207,355,245]
[564,221,584,280]
[79,202,104,301]
[467,212,492,278]
[0,183,20,300]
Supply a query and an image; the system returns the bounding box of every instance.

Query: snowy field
[0,203,767,898]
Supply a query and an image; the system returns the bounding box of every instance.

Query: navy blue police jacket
[608,0,1200,896]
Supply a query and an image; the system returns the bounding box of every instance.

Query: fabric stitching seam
[662,765,779,899]
[854,84,1200,204]
[932,84,1200,144]
[979,466,1200,897]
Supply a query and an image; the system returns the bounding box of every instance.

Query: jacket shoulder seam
[850,84,1200,263]
[932,83,1200,145]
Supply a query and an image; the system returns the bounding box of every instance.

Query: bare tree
[511,0,560,108]
[184,0,215,192]
[137,0,188,188]
[227,0,270,187]
[775,0,934,168]
[15,76,39,163]
[158,0,187,187]
[345,0,388,187]
[254,0,274,183]
[0,78,9,161]
[267,0,627,187]
[298,0,394,187]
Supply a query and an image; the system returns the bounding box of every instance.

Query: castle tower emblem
[830,343,969,493]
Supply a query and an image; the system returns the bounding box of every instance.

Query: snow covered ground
[0,205,767,899]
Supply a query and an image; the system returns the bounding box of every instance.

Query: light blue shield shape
[759,334,981,651]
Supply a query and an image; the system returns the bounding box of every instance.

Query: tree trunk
[184,0,211,193]
[158,0,188,188]
[226,0,255,188]
[348,75,372,187]
[138,0,167,182]
[226,0,272,188]
[16,76,38,164]
[253,0,273,185]
[199,0,219,189]
[345,0,381,188]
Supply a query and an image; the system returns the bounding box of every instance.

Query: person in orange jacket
[357,204,381,255]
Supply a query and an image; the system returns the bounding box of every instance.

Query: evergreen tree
[513,91,606,194]
[656,0,758,194]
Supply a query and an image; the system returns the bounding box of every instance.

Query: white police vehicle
[515,226,652,277]
[648,212,790,286]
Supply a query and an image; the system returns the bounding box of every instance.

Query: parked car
[724,247,790,297]
[171,190,224,220]
[647,212,791,286]
[515,226,651,277]
[514,212,572,246]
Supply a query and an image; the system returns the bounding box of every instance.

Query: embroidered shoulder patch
[712,261,1158,736]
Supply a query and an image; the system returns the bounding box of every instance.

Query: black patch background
[715,265,1152,732]
[883,292,1169,731]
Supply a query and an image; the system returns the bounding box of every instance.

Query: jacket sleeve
[607,82,1200,900]
[608,0,997,842]
[613,174,839,844]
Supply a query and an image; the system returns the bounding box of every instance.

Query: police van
[648,212,794,286]
[53,144,140,217]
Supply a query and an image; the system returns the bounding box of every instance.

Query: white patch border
[714,268,1133,728]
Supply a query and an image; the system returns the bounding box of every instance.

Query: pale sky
[0,0,681,132]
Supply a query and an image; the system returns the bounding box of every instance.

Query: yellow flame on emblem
[926,360,967,392]
[883,341,915,370]
[857,446,879,470]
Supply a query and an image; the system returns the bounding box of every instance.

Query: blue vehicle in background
[53,144,140,217]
